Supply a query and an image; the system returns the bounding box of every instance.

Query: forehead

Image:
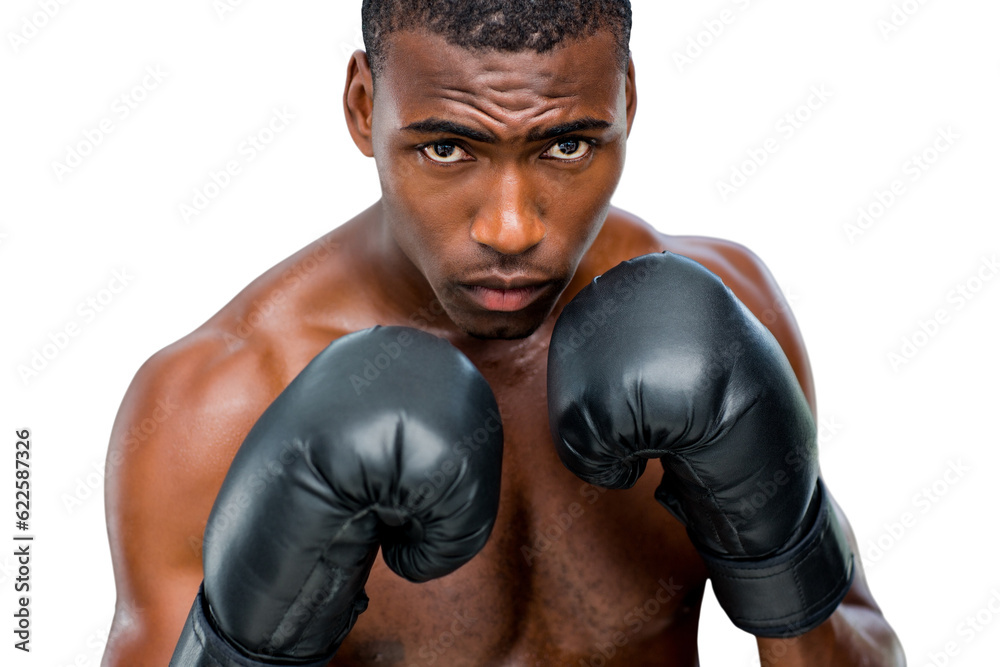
[376,29,625,135]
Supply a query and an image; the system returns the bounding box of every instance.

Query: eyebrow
[400,117,613,144]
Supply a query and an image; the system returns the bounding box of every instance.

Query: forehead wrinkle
[434,88,581,143]
[440,84,567,118]
[419,54,584,108]
[468,67,572,98]
[436,71,577,106]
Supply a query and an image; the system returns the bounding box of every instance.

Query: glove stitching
[666,450,735,553]
[680,389,765,557]
[267,505,377,657]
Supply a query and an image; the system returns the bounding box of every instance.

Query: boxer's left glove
[171,326,503,666]
[547,252,853,638]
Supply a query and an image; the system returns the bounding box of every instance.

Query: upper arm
[683,238,894,618]
[102,335,276,666]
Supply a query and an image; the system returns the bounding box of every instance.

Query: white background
[2,1,998,665]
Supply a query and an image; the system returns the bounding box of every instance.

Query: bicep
[102,346,252,665]
[103,437,208,665]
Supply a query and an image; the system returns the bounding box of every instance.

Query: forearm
[756,601,905,667]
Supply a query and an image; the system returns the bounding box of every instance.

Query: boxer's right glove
[170,326,503,666]
[547,252,853,638]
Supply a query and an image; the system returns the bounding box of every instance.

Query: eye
[542,138,593,161]
[421,142,471,164]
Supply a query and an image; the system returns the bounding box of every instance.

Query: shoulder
[105,226,364,562]
[601,208,789,316]
[105,322,283,554]
[601,208,816,412]
[108,225,363,492]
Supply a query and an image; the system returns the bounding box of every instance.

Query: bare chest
[330,365,707,666]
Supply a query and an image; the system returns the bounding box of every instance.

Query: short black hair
[361,0,632,83]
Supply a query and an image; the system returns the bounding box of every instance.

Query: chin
[464,324,540,341]
[459,322,541,340]
[452,309,548,341]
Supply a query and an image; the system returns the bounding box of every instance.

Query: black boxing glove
[547,252,853,638]
[171,326,503,666]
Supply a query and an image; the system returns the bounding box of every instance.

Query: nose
[470,172,546,255]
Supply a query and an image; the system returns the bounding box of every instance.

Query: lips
[462,284,548,312]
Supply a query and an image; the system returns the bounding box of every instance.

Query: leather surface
[547,252,853,636]
[173,326,503,662]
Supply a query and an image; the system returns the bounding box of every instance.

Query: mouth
[459,281,551,312]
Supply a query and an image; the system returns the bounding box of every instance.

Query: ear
[344,50,375,157]
[625,55,637,138]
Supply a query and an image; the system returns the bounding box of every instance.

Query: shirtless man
[102,1,905,665]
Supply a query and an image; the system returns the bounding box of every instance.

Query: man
[103,1,904,665]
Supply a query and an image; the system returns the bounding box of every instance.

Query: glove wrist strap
[169,583,339,667]
[699,480,855,637]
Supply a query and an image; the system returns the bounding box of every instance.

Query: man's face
[362,29,634,339]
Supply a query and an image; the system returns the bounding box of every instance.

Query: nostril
[470,216,546,256]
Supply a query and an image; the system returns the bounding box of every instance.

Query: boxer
[103,1,904,665]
